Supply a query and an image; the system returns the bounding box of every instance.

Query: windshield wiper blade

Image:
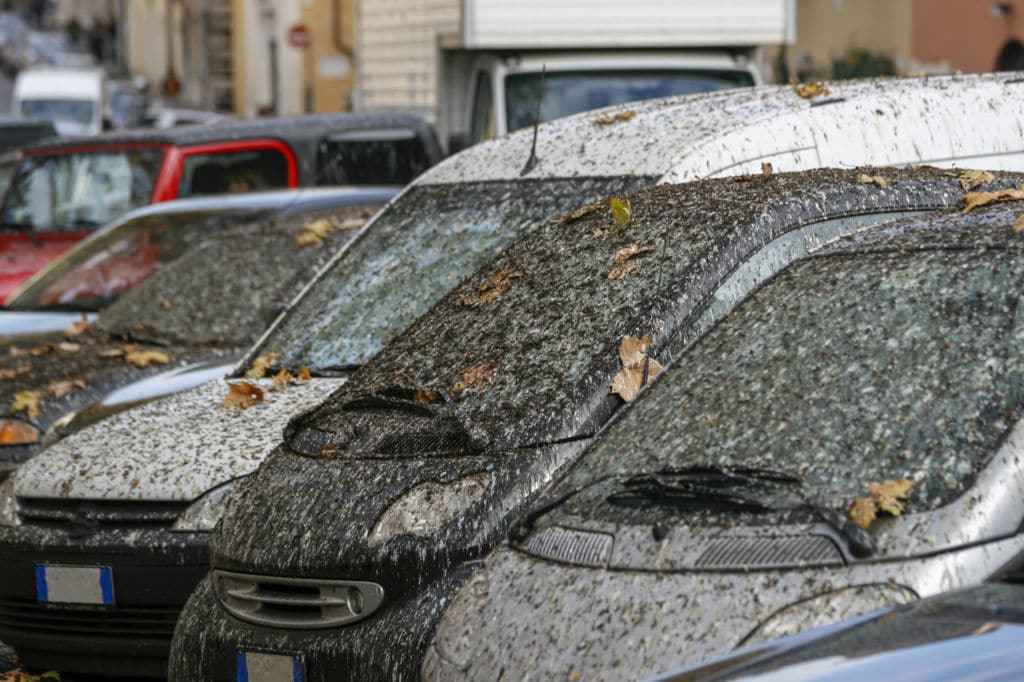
[305,363,360,377]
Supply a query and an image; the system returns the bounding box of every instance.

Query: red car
[0,112,441,299]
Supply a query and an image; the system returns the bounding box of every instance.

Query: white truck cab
[13,68,106,137]
[462,51,759,146]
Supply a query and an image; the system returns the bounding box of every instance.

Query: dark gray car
[168,167,1005,681]
[422,198,1024,680]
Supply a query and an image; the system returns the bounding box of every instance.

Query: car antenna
[520,65,545,176]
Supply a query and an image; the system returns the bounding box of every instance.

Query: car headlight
[431,570,490,670]
[367,473,491,547]
[743,583,918,646]
[170,478,244,532]
[0,476,19,526]
[0,419,39,445]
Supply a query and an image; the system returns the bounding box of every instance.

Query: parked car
[655,563,1024,682]
[13,67,106,137]
[0,111,442,299]
[141,106,232,129]
[420,198,1024,680]
[0,195,387,477]
[0,186,399,344]
[166,166,1020,682]
[7,70,1021,678]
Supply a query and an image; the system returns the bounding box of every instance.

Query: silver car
[424,199,1024,680]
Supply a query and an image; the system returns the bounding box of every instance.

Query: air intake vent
[525,526,614,568]
[16,498,188,528]
[212,570,384,629]
[696,536,843,569]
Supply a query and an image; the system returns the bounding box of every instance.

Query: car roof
[420,72,1024,185]
[24,111,438,151]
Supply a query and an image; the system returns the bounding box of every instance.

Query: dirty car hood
[14,376,345,501]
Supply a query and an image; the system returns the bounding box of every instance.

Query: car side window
[178,148,290,197]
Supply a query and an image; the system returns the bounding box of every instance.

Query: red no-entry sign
[288,24,312,49]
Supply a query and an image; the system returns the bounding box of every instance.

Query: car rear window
[178,148,290,197]
[564,223,1024,513]
[1,148,164,232]
[316,130,434,185]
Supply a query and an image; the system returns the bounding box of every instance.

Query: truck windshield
[1,148,164,232]
[505,69,756,133]
[20,98,94,126]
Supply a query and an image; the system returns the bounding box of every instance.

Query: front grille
[375,431,473,455]
[16,498,188,529]
[213,570,385,629]
[696,536,843,569]
[525,526,614,568]
[0,596,179,640]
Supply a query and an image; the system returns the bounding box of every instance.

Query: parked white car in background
[13,67,106,136]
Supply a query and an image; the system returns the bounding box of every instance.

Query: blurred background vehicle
[0,111,440,299]
[13,67,105,136]
[0,185,399,346]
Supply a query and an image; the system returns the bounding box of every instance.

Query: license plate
[237,650,303,682]
[34,564,114,605]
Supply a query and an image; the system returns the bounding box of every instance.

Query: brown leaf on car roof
[950,169,997,192]
[961,184,1024,213]
[11,390,41,420]
[608,243,655,280]
[220,381,265,409]
[761,162,773,176]
[459,263,524,308]
[857,173,889,187]
[592,110,636,125]
[124,348,170,368]
[792,80,830,99]
[451,361,499,394]
[1014,215,1024,233]
[271,368,294,391]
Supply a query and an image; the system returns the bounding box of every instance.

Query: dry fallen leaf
[592,110,636,125]
[124,348,170,368]
[0,669,61,682]
[11,390,41,420]
[413,389,440,405]
[220,381,265,409]
[609,334,663,402]
[0,364,31,381]
[551,202,602,226]
[609,197,632,231]
[608,243,656,280]
[7,346,29,358]
[98,347,125,358]
[30,343,55,356]
[847,478,915,529]
[162,299,173,310]
[295,218,333,246]
[271,368,294,391]
[459,263,524,308]
[48,378,86,399]
[298,365,311,382]
[1014,215,1024,233]
[858,173,889,188]
[792,80,830,99]
[962,183,1024,213]
[57,341,80,353]
[452,361,499,394]
[761,162,773,176]
[64,313,89,337]
[952,169,997,192]
[246,350,281,379]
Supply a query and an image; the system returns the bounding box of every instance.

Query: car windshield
[1,148,164,232]
[20,98,94,126]
[96,207,367,346]
[6,209,260,311]
[505,69,755,133]
[256,177,653,374]
[561,230,1024,514]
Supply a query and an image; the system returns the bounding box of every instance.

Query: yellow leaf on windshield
[11,390,41,420]
[847,478,915,529]
[609,334,663,402]
[298,365,311,382]
[609,197,631,232]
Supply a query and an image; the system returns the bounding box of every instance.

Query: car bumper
[0,525,210,678]
[170,564,475,682]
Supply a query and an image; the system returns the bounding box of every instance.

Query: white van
[13,67,105,136]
